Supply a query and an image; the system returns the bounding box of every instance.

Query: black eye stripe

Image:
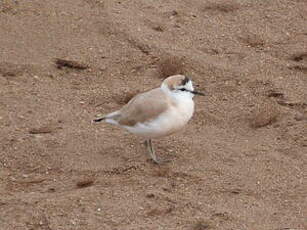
[179,88,186,91]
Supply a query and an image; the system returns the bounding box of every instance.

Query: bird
[93,74,204,164]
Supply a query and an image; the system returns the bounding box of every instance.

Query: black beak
[191,90,205,96]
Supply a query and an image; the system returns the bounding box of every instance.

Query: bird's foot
[148,156,171,165]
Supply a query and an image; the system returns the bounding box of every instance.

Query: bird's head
[161,75,205,98]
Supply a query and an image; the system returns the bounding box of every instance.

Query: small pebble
[294,113,305,121]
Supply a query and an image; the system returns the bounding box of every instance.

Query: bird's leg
[144,139,160,164]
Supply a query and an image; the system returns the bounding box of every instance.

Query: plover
[93,74,204,164]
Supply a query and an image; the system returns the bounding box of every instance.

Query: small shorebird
[93,75,204,164]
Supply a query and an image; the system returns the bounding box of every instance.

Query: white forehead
[183,79,194,91]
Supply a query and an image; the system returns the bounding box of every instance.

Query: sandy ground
[0,0,306,229]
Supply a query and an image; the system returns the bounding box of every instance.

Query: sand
[0,0,306,229]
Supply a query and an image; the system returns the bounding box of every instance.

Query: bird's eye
[179,88,186,91]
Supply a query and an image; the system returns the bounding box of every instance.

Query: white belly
[124,99,195,139]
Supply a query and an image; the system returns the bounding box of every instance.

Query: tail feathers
[93,116,105,122]
[93,111,120,123]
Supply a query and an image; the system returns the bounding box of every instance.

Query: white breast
[124,94,195,139]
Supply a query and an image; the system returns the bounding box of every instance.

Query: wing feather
[117,88,171,126]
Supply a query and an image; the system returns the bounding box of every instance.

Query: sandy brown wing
[117,88,171,126]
